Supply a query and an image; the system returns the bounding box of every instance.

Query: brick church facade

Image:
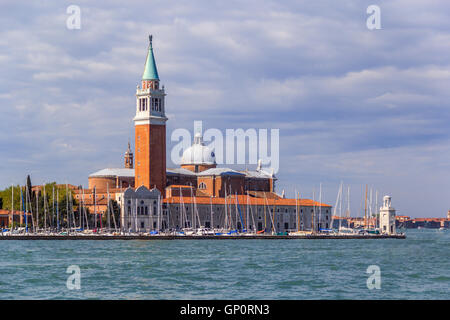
[74,36,332,233]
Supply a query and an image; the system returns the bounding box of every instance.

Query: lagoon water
[0,229,448,299]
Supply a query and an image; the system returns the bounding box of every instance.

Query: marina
[0,234,406,240]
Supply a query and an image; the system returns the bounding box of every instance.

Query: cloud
[0,0,449,217]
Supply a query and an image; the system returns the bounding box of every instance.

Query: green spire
[142,35,159,80]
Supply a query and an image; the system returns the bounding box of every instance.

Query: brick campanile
[134,35,167,194]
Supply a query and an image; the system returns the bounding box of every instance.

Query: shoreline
[0,234,406,240]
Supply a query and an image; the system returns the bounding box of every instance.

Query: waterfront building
[115,186,331,233]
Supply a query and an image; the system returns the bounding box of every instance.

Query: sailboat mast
[246,193,249,231]
[52,185,55,231]
[36,190,39,232]
[347,186,350,218]
[69,187,75,232]
[94,187,97,230]
[166,198,170,233]
[25,186,28,233]
[319,183,322,231]
[364,184,368,230]
[339,182,343,231]
[210,196,213,230]
[235,193,238,230]
[28,186,35,233]
[66,184,69,233]
[10,184,14,231]
[295,190,299,232]
[312,188,315,234]
[134,198,138,232]
[190,185,195,230]
[157,195,160,232]
[194,192,201,229]
[375,190,378,230]
[82,188,88,230]
[225,184,228,230]
[43,183,47,232]
[250,197,256,233]
[56,189,59,232]
[107,184,111,232]
[263,192,267,233]
[111,198,117,233]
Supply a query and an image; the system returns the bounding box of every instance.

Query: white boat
[338,227,357,234]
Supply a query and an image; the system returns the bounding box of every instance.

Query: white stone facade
[116,186,168,233]
[379,195,396,235]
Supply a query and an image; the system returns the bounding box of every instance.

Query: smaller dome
[181,133,216,165]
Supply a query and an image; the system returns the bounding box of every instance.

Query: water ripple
[0,230,448,299]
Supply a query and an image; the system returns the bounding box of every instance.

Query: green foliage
[0,185,23,212]
[0,182,78,229]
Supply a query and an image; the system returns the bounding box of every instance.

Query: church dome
[181,133,216,165]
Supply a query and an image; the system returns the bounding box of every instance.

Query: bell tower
[124,142,133,169]
[134,35,167,194]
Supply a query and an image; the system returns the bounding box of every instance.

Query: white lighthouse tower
[379,195,396,235]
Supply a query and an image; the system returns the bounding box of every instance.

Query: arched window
[198,182,207,190]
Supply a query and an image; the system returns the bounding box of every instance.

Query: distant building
[0,209,31,228]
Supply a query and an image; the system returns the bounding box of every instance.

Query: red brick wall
[135,123,166,195]
[166,175,197,187]
[215,176,245,197]
[88,177,116,190]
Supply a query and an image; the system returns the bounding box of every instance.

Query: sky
[0,0,449,218]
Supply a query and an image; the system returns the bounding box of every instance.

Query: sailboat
[334,183,354,235]
[289,191,312,236]
[242,193,257,236]
[256,193,267,235]
[318,183,333,234]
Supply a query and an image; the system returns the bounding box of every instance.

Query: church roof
[89,168,134,178]
[242,170,274,179]
[163,195,332,207]
[142,35,159,80]
[197,168,244,176]
[166,168,197,176]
